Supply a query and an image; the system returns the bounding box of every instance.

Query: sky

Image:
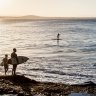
[0,0,96,17]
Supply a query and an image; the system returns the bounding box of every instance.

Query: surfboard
[0,56,29,66]
[0,62,4,66]
[8,56,29,65]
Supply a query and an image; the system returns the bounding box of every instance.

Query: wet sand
[0,75,95,96]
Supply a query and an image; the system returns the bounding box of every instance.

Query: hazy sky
[0,0,96,17]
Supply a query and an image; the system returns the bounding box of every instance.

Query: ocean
[0,19,96,84]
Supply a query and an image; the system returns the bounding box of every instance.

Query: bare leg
[4,66,6,75]
[5,66,8,75]
[13,64,17,75]
[5,69,6,75]
[12,65,14,75]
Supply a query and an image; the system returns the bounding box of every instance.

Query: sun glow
[0,0,10,8]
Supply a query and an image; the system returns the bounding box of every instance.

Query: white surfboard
[0,62,4,66]
[8,56,29,65]
[0,56,29,66]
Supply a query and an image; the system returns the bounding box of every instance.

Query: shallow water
[69,93,96,96]
[0,19,96,84]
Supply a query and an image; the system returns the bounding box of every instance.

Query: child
[3,54,9,75]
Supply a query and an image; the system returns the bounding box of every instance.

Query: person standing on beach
[11,48,19,75]
[3,54,9,75]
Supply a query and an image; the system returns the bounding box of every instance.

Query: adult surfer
[11,48,19,75]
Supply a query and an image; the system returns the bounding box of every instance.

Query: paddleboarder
[57,33,60,40]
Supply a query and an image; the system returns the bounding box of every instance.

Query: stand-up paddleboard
[52,39,62,40]
[1,56,29,66]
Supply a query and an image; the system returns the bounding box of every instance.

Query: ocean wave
[81,48,96,52]
[44,70,94,78]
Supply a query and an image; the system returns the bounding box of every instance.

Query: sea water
[0,19,96,84]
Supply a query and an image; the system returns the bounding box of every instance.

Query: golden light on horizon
[0,0,96,17]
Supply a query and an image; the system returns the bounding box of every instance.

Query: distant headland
[0,15,96,20]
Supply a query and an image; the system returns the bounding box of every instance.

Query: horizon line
[0,15,96,17]
[0,15,96,19]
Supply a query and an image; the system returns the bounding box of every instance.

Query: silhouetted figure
[57,33,60,45]
[3,54,9,75]
[11,48,19,75]
[57,33,60,40]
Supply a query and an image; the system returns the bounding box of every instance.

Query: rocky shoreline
[0,75,95,96]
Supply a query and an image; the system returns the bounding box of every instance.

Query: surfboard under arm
[8,56,29,65]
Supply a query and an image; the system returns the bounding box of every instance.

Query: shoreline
[0,75,95,96]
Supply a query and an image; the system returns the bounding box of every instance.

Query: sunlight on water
[69,93,96,96]
[0,19,96,84]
